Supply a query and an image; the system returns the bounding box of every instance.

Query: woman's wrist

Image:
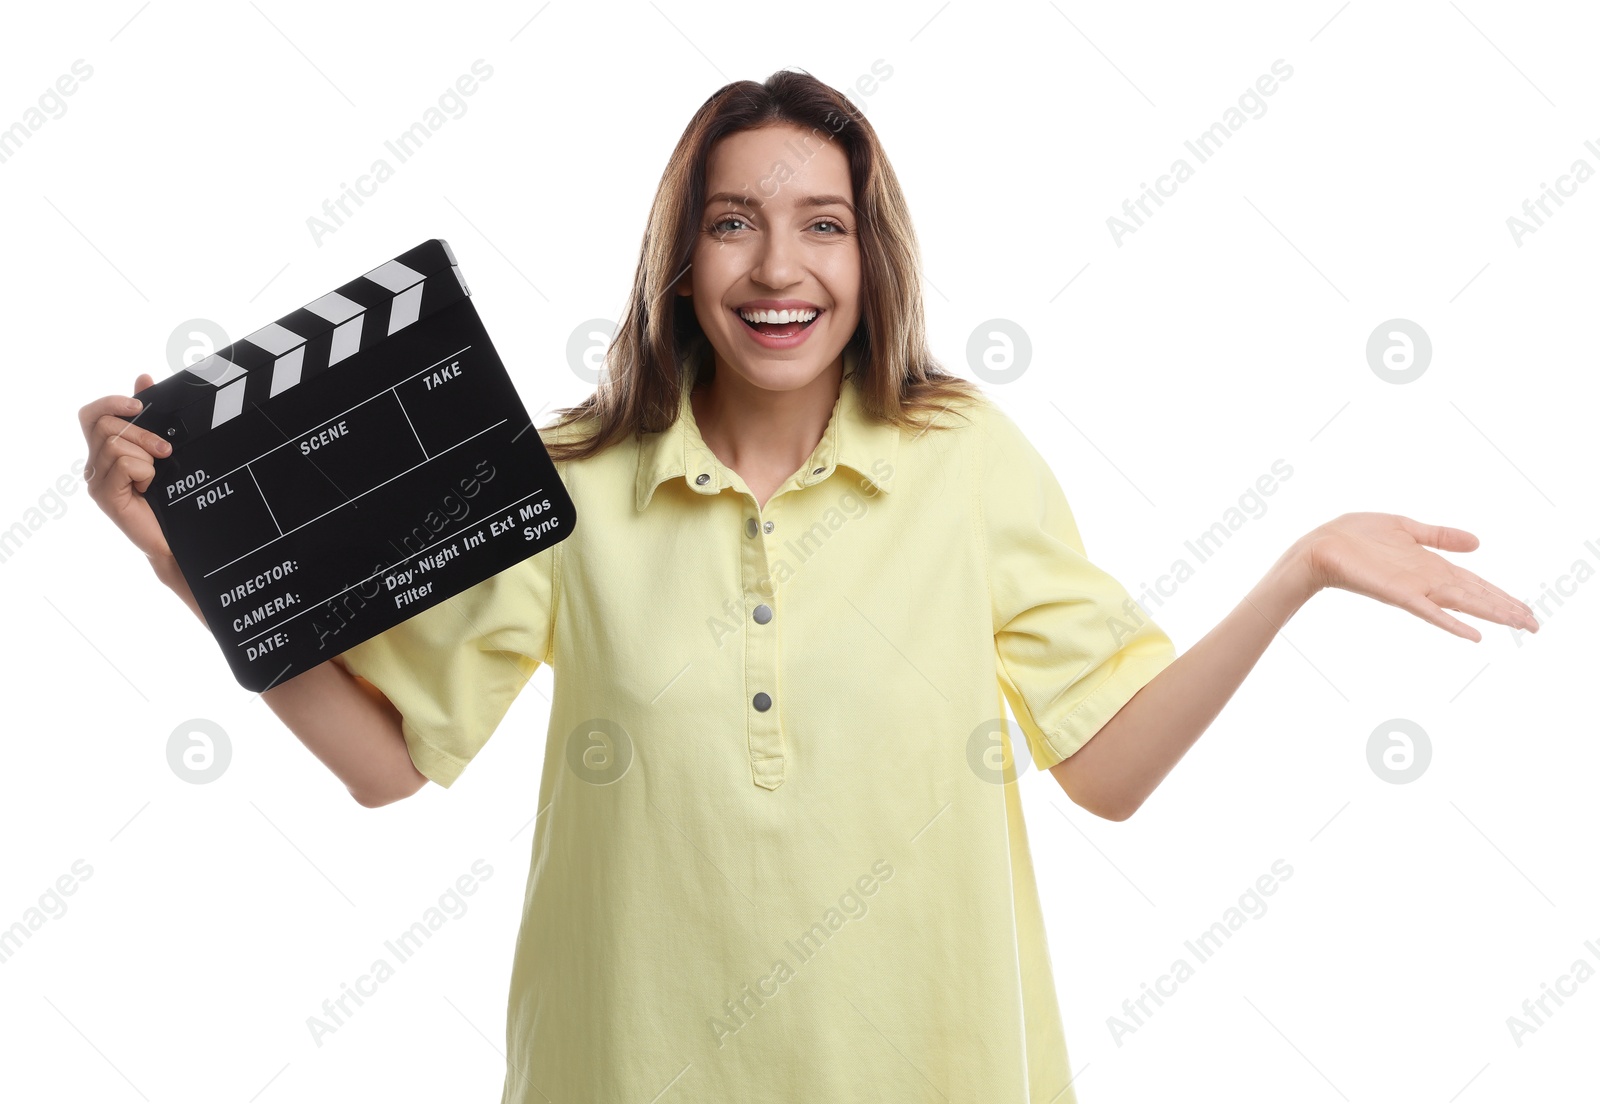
[1253,540,1321,623]
[151,553,206,623]
[1284,527,1334,601]
[149,550,181,588]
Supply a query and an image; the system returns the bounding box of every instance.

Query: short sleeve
[333,540,557,788]
[977,401,1177,772]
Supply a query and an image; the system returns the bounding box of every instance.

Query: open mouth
[737,309,822,339]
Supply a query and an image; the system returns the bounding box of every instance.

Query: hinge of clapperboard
[176,239,470,438]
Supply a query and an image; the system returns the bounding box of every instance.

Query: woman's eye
[813,219,844,234]
[710,216,747,233]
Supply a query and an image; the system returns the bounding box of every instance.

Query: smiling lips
[733,301,823,347]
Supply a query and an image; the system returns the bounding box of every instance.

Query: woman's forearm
[153,555,428,807]
[1051,544,1319,820]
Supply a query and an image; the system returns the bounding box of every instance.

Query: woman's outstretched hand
[1293,512,1538,642]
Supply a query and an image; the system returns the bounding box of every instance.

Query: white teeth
[739,307,818,324]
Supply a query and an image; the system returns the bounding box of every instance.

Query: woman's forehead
[704,125,852,199]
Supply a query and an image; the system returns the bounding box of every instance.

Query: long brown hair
[542,67,983,462]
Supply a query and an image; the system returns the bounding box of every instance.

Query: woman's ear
[674,268,693,298]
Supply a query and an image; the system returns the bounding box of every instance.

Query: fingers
[1448,565,1536,625]
[117,448,157,497]
[1400,592,1482,642]
[90,411,171,462]
[77,392,144,445]
[89,434,156,496]
[77,374,157,449]
[79,376,178,563]
[1429,581,1537,633]
[1390,518,1537,632]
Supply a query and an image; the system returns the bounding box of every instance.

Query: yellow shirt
[335,340,1177,1102]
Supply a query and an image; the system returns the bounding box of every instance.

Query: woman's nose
[751,232,800,288]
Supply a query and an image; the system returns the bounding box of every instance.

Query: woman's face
[677,122,861,392]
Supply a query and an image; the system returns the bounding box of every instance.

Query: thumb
[1399,516,1479,552]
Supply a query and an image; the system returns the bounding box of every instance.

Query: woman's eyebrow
[704,191,854,211]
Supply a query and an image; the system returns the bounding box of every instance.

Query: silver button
[753,692,772,712]
[752,604,772,624]
[745,517,758,537]
[812,467,825,475]
[695,473,710,485]
[762,520,775,534]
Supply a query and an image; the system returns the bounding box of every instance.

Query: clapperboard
[128,239,576,692]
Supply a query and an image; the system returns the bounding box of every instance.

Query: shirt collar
[634,343,900,512]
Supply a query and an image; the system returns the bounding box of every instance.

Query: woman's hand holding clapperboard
[77,239,576,805]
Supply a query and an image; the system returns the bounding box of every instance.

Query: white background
[2,1,1594,1101]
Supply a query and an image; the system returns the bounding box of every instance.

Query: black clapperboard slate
[128,239,576,692]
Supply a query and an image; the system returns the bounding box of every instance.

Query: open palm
[1298,512,1538,642]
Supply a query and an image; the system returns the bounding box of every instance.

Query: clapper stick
[128,239,577,692]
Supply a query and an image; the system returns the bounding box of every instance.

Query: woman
[80,69,1537,1103]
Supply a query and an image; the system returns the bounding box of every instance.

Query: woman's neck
[690,359,843,509]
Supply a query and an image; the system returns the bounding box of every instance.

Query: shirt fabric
[335,339,1177,1103]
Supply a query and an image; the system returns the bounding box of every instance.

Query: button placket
[742,497,785,789]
